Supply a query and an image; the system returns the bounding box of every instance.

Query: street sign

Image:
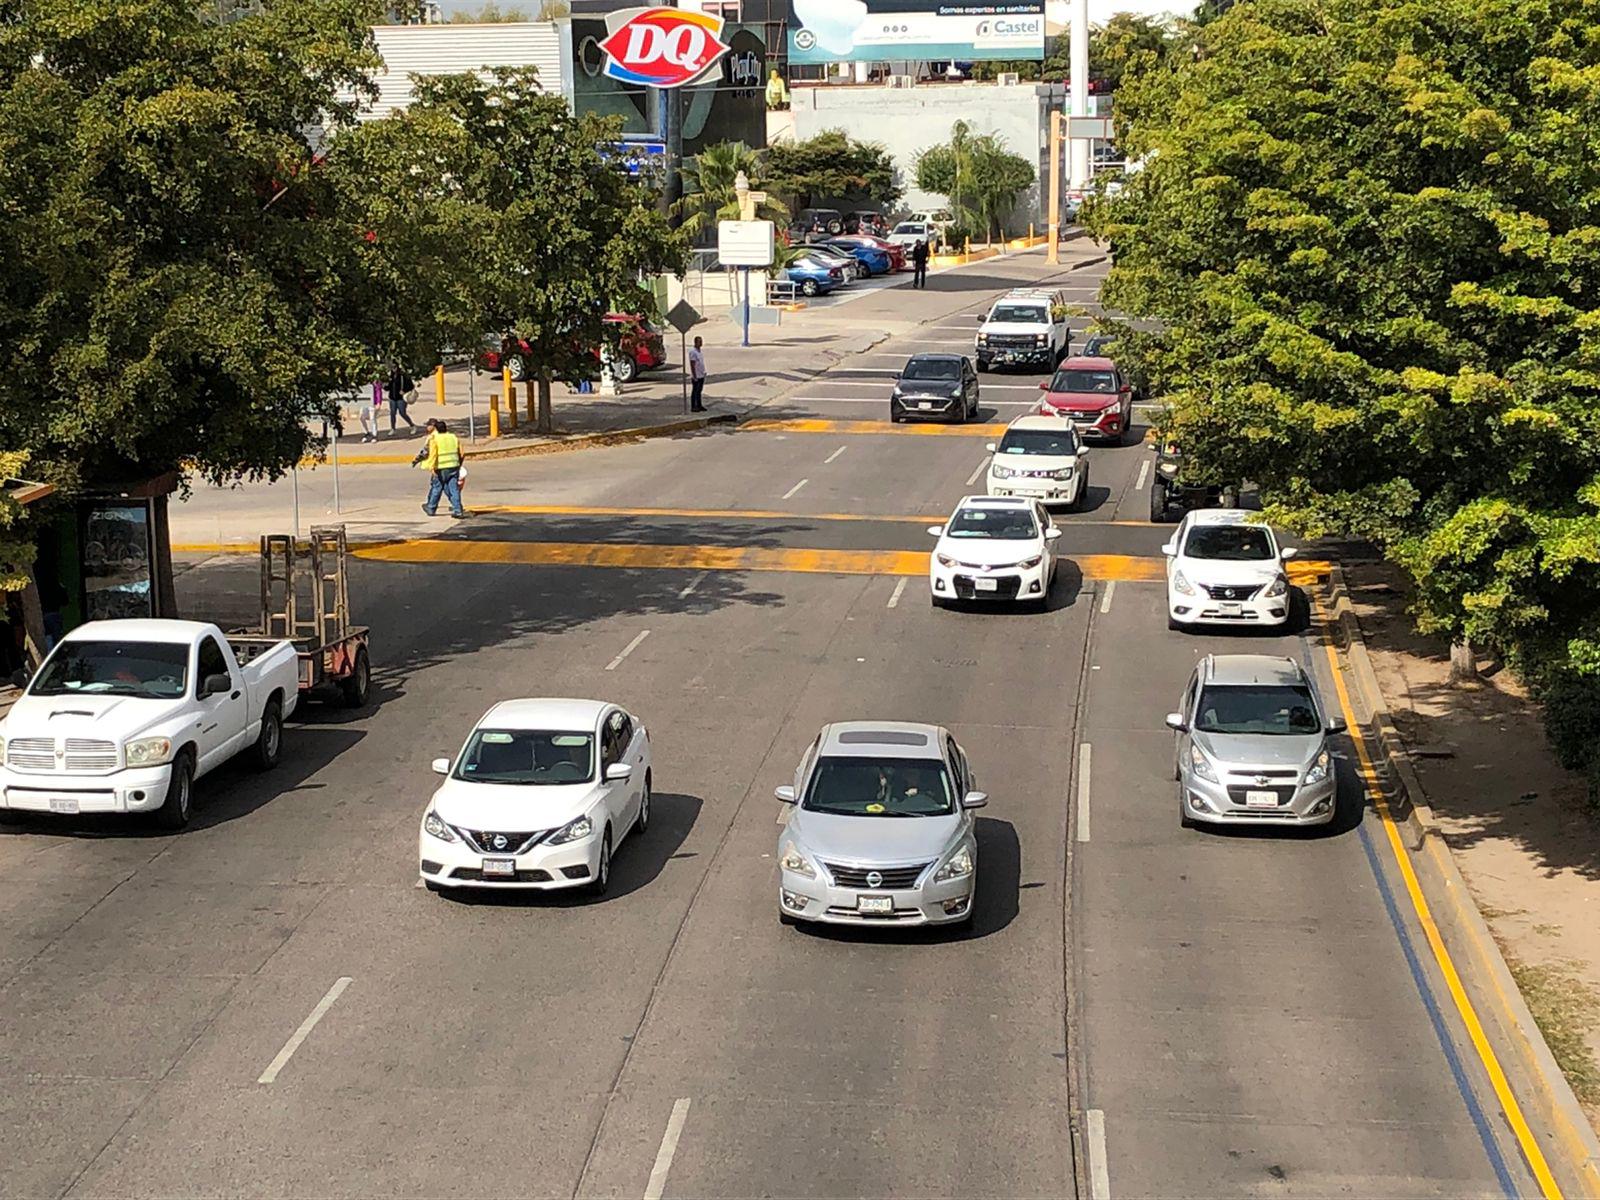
[665,299,703,334]
[728,304,782,326]
[717,219,775,267]
[1068,116,1114,140]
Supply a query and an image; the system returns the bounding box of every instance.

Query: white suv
[1163,509,1296,630]
[985,415,1089,509]
[976,288,1069,371]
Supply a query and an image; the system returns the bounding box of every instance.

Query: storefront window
[82,502,154,622]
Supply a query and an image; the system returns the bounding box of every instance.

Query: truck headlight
[1304,748,1331,785]
[1052,466,1075,480]
[976,333,989,344]
[1035,334,1049,346]
[125,736,173,766]
[422,811,457,842]
[779,842,817,878]
[1264,575,1289,598]
[547,815,593,845]
[1188,743,1219,783]
[933,844,974,882]
[1172,569,1195,596]
[992,464,1015,479]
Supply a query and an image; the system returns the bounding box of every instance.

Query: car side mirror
[605,762,633,782]
[1326,716,1348,734]
[201,672,231,698]
[1045,528,1062,540]
[1164,712,1189,732]
[1280,547,1298,560]
[961,790,988,809]
[431,757,451,775]
[892,371,901,380]
[774,785,797,804]
[9,667,29,690]
[977,316,987,325]
[927,525,945,537]
[1038,381,1049,390]
[1161,542,1177,557]
[985,442,997,453]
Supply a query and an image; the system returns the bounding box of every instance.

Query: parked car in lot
[1,619,299,829]
[799,243,862,282]
[1037,356,1135,443]
[1166,655,1344,828]
[846,210,889,236]
[786,256,845,296]
[797,207,845,236]
[823,237,893,276]
[1162,509,1296,630]
[928,495,1061,609]
[775,721,987,928]
[891,353,980,424]
[419,699,651,895]
[889,220,940,251]
[836,233,907,271]
[985,415,1089,509]
[976,288,1070,371]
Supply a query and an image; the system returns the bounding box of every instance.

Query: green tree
[915,123,1036,243]
[407,69,688,433]
[765,129,901,212]
[675,141,790,240]
[1040,14,1184,89]
[1093,0,1600,790]
[448,2,533,20]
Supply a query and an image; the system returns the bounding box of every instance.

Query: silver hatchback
[775,722,988,927]
[1167,655,1345,827]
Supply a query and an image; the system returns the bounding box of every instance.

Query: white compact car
[419,698,650,895]
[985,415,1089,509]
[929,496,1061,609]
[1163,509,1296,630]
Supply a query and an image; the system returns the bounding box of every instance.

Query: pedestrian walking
[386,366,419,436]
[911,238,930,289]
[417,418,467,518]
[358,381,381,442]
[688,336,707,412]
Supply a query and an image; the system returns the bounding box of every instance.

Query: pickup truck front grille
[5,738,55,770]
[3,738,119,772]
[65,739,118,771]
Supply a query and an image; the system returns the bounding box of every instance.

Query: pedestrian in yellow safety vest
[416,418,467,518]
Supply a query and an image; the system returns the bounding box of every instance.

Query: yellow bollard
[489,393,501,439]
[1029,222,1035,241]
[435,365,445,405]
[502,365,515,429]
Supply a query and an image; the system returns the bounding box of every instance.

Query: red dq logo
[600,7,731,89]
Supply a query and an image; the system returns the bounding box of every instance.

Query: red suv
[1037,356,1135,443]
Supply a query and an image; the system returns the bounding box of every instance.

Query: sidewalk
[1345,559,1600,1130]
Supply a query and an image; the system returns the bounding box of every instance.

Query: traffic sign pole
[742,267,751,347]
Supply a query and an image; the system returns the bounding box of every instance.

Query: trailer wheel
[341,645,371,709]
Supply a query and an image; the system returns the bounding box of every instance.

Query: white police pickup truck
[975,288,1071,372]
[0,619,299,829]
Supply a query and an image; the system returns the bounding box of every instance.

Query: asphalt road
[1,248,1536,1199]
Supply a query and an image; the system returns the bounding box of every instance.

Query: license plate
[1219,602,1244,616]
[857,895,893,915]
[481,858,516,876]
[975,577,999,591]
[1245,790,1279,809]
[918,401,933,410]
[48,797,80,815]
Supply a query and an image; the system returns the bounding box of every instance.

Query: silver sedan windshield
[803,757,954,817]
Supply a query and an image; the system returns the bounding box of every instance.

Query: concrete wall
[786,80,1049,234]
[348,22,573,120]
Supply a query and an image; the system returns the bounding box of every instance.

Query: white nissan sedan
[929,495,1061,609]
[1164,509,1296,630]
[418,698,651,896]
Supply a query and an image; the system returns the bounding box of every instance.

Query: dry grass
[1508,958,1600,1106]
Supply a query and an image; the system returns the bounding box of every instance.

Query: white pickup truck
[0,619,299,829]
[975,288,1071,372]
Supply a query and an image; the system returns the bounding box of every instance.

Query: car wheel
[779,910,800,927]
[423,879,446,894]
[1168,613,1183,632]
[251,697,283,771]
[931,594,949,609]
[1179,785,1197,829]
[155,752,194,831]
[636,773,651,834]
[1072,468,1091,512]
[802,280,819,297]
[613,355,638,384]
[588,828,612,896]
[1149,479,1169,524]
[977,357,991,373]
[341,645,371,708]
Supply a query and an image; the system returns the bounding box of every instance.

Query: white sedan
[1163,509,1296,630]
[418,698,651,895]
[985,414,1089,509]
[929,496,1061,609]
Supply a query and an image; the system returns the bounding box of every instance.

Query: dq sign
[600,7,731,88]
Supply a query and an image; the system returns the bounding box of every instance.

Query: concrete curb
[1323,564,1600,1195]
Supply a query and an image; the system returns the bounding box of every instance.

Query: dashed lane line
[257,977,353,1085]
[1076,743,1092,843]
[1087,1108,1111,1200]
[965,459,989,487]
[887,578,908,608]
[643,1098,692,1200]
[824,445,848,464]
[605,630,650,671]
[781,478,809,500]
[1135,459,1150,491]
[677,572,706,598]
[1099,579,1116,614]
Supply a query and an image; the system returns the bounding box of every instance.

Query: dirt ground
[1344,560,1600,1123]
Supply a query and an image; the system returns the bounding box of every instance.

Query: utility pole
[1068,0,1090,191]
[1046,110,1063,264]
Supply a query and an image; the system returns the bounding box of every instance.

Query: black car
[1082,332,1116,356]
[891,354,980,424]
[797,207,845,236]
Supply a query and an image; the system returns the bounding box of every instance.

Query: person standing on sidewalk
[386,365,419,437]
[358,381,380,443]
[688,337,707,412]
[911,237,930,289]
[417,419,467,518]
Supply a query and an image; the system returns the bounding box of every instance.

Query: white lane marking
[1076,743,1092,844]
[1134,459,1150,491]
[1099,579,1116,615]
[606,630,651,671]
[414,878,425,889]
[258,977,353,1085]
[644,1097,692,1200]
[781,478,809,500]
[824,445,848,464]
[678,573,706,599]
[1087,1109,1111,1200]
[887,578,908,608]
[965,459,989,487]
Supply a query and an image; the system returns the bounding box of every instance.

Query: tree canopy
[764,129,901,212]
[1092,0,1600,788]
[915,122,1036,242]
[675,141,790,241]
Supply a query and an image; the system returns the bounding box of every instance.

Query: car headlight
[1188,743,1219,782]
[1035,334,1049,346]
[1017,555,1043,569]
[546,814,593,845]
[1157,461,1180,477]
[936,553,957,567]
[1172,568,1195,595]
[976,333,989,343]
[992,464,1015,479]
[1052,466,1075,480]
[933,844,974,882]
[1304,748,1331,784]
[422,811,457,842]
[1264,575,1289,598]
[125,736,173,766]
[779,841,817,878]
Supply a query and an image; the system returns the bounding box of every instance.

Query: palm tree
[674,141,790,240]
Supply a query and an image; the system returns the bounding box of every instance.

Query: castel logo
[600,7,731,89]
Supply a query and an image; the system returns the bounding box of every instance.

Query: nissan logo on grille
[491,834,508,850]
[865,871,883,888]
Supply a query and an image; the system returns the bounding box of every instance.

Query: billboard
[599,7,732,89]
[788,0,1044,64]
